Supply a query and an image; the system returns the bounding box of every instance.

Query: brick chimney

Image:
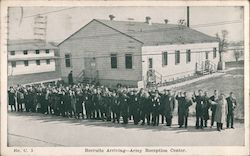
[164,19,169,24]
[145,16,152,25]
[109,15,115,21]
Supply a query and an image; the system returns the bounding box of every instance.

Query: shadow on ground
[8,112,234,134]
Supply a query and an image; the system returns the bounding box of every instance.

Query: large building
[58,17,220,87]
[8,39,61,86]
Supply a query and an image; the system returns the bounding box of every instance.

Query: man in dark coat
[17,88,25,112]
[84,90,92,119]
[226,92,237,129]
[119,92,129,124]
[8,87,16,112]
[111,91,120,123]
[151,90,160,126]
[162,90,175,127]
[140,91,152,125]
[130,90,140,125]
[192,90,204,129]
[176,92,192,128]
[203,91,210,127]
[68,71,73,85]
[209,90,218,128]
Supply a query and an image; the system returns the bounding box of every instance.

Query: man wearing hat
[119,91,129,124]
[151,90,161,126]
[162,89,175,127]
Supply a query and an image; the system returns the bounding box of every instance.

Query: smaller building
[7,39,61,86]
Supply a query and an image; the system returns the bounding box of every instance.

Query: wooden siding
[59,20,143,83]
[142,42,220,82]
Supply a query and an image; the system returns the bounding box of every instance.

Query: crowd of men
[8,82,237,131]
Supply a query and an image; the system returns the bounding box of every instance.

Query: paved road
[7,112,244,147]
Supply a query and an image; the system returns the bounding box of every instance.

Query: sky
[8,6,244,43]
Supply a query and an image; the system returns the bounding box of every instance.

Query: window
[110,54,117,69]
[24,60,29,66]
[65,54,71,67]
[45,49,50,54]
[162,52,168,66]
[10,51,15,55]
[46,59,50,64]
[186,49,191,63]
[35,50,40,54]
[213,48,217,58]
[23,50,28,55]
[148,58,153,69]
[205,51,209,60]
[175,50,180,64]
[125,54,132,69]
[11,61,16,68]
[36,60,41,65]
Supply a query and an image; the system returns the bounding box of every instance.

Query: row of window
[162,48,217,66]
[64,54,133,69]
[111,54,132,69]
[11,59,51,68]
[10,49,50,55]
[64,48,217,69]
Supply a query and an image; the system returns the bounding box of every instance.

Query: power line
[7,19,243,46]
[22,7,77,18]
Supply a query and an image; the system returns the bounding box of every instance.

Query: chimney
[145,16,152,25]
[187,6,190,27]
[164,19,169,24]
[109,14,115,21]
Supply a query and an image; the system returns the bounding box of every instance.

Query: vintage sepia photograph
[0,0,249,156]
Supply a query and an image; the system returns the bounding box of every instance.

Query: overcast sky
[8,6,244,43]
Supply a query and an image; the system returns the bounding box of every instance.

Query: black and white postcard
[0,0,249,155]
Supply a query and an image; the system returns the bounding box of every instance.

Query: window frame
[186,49,191,63]
[162,51,168,66]
[205,51,209,60]
[175,50,180,65]
[24,60,29,66]
[23,50,28,55]
[10,51,15,55]
[65,54,71,68]
[110,54,118,69]
[213,48,217,58]
[46,59,50,64]
[35,50,40,54]
[45,49,50,54]
[148,58,153,69]
[36,60,41,66]
[11,61,16,68]
[125,54,133,69]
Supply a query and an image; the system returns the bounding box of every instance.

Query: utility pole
[187,6,190,27]
[33,14,47,42]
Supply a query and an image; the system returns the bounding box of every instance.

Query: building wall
[8,59,56,76]
[141,42,219,83]
[59,20,143,85]
[8,49,56,76]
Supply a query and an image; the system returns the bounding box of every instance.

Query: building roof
[8,39,58,51]
[96,19,218,46]
[59,19,219,46]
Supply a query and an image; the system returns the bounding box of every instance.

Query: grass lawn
[174,67,244,120]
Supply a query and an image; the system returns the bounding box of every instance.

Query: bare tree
[215,30,229,62]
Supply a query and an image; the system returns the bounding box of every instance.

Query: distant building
[8,39,61,86]
[58,17,220,87]
[223,41,244,62]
